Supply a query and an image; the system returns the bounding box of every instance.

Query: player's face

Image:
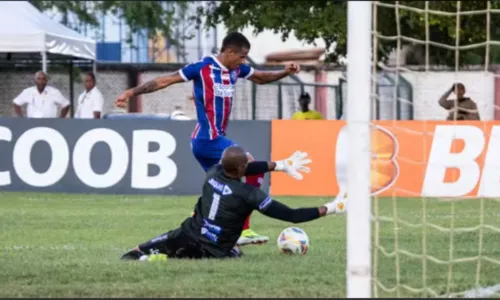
[84,75,95,91]
[34,72,48,90]
[227,47,249,69]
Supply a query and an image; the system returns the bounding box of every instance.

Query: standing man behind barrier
[291,92,323,120]
[438,83,480,121]
[12,71,70,118]
[75,72,104,119]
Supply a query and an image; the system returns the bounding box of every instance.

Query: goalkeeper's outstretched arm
[247,188,345,224]
[260,200,327,223]
[259,198,346,223]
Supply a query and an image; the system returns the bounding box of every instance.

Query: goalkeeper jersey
[180,165,273,257]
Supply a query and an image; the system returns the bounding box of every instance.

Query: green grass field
[1,192,499,298]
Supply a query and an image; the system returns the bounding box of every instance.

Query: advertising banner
[0,119,271,195]
[270,120,500,198]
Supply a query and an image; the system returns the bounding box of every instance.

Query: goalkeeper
[121,146,347,260]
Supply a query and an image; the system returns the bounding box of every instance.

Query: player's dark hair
[221,32,251,52]
[86,71,96,82]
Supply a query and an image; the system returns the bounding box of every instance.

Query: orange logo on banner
[270,120,500,198]
[370,125,399,194]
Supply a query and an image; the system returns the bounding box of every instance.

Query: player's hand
[275,151,311,180]
[115,91,132,108]
[324,188,348,215]
[284,63,300,75]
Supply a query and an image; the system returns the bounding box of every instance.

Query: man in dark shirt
[121,146,346,260]
[439,83,480,120]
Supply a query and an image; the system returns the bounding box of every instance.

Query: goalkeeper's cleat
[236,229,269,246]
[120,247,145,260]
[140,253,168,262]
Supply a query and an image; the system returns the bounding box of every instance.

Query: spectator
[74,72,104,119]
[13,71,70,118]
[438,83,480,120]
[291,92,324,120]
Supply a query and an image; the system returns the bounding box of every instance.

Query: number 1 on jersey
[208,193,220,220]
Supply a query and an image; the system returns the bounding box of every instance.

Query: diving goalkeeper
[121,146,347,260]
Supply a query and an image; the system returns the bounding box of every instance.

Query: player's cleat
[236,229,269,246]
[140,253,168,262]
[120,247,145,260]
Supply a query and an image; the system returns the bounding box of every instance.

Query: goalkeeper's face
[237,156,249,178]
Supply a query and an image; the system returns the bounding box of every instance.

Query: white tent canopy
[0,1,96,65]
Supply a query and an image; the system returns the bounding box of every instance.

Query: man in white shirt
[75,72,104,119]
[13,71,70,118]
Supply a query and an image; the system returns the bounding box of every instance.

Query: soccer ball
[277,227,310,255]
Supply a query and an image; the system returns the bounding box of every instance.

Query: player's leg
[120,228,201,260]
[191,138,227,172]
[237,152,269,246]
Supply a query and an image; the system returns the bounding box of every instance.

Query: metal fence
[0,61,341,120]
[0,60,414,121]
[338,72,414,120]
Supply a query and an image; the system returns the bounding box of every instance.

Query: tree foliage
[205,0,500,66]
[29,1,196,46]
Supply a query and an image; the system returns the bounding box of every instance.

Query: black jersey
[180,164,272,257]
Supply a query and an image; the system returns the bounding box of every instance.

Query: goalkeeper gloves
[324,189,348,215]
[275,151,311,180]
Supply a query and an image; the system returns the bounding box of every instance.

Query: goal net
[347,1,500,298]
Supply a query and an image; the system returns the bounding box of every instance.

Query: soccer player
[120,146,347,260]
[115,32,301,246]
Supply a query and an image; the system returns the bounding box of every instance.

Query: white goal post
[346,1,500,298]
[346,1,373,298]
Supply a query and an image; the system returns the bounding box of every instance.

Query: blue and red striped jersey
[179,55,254,140]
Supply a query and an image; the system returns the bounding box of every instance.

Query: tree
[30,1,197,49]
[204,0,500,67]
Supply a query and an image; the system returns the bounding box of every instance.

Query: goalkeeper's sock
[243,215,251,230]
[245,173,264,189]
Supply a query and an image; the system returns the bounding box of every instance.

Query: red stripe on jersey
[191,123,200,139]
[200,65,218,139]
[221,70,231,135]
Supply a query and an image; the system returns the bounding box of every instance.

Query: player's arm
[244,161,275,175]
[245,151,311,180]
[247,189,339,224]
[115,62,203,108]
[115,72,185,107]
[240,63,300,85]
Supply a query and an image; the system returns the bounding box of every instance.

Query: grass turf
[0,192,499,297]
